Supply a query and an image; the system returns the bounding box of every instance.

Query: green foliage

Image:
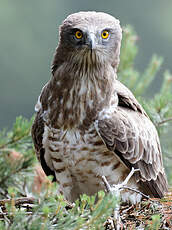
[147,215,161,230]
[119,26,164,97]
[0,25,171,229]
[0,188,118,230]
[0,116,35,198]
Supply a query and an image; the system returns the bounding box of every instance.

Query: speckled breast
[42,124,131,202]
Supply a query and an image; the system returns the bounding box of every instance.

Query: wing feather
[32,111,56,181]
[97,80,168,198]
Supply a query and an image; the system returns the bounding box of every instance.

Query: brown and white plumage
[32,11,168,203]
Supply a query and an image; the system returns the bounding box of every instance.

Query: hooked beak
[86,33,96,50]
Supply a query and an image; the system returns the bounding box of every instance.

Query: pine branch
[0,156,33,186]
[0,197,36,207]
[157,117,172,126]
[0,134,29,149]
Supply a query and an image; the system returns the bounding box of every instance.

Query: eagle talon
[102,168,142,230]
[102,167,140,195]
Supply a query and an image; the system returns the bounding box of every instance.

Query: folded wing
[97,80,168,198]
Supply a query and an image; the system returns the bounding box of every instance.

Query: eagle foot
[102,167,140,195]
[102,167,141,230]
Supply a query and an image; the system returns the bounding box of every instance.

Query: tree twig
[0,197,37,207]
[0,197,37,221]
[122,186,150,200]
[157,117,172,126]
[0,132,30,150]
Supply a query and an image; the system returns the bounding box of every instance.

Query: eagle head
[58,11,122,71]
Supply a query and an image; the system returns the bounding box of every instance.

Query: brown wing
[115,80,147,115]
[97,80,168,198]
[31,111,56,181]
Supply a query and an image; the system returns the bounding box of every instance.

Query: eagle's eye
[101,30,109,39]
[75,30,83,39]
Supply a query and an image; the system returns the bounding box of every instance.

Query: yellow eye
[75,30,83,39]
[101,30,109,39]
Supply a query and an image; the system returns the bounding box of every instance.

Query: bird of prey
[32,11,168,204]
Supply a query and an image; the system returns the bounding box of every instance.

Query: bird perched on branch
[32,11,168,204]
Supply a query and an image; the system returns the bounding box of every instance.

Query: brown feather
[32,112,56,181]
[97,86,168,197]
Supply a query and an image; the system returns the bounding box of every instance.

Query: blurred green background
[0,0,172,129]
